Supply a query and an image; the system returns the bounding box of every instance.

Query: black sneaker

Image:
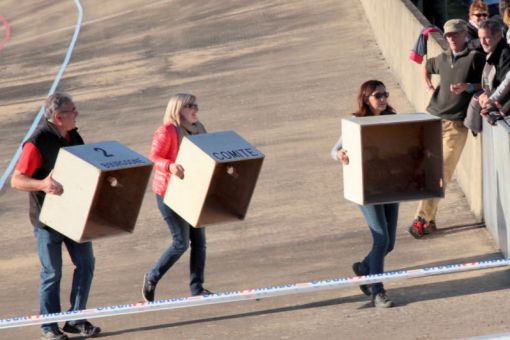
[192,288,214,296]
[352,262,371,296]
[62,321,101,336]
[372,291,394,308]
[41,328,68,340]
[143,273,156,302]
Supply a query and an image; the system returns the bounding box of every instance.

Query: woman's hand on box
[169,163,185,179]
[337,149,349,165]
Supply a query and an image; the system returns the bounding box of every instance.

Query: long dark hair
[355,80,395,117]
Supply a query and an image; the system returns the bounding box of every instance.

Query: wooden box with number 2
[39,141,153,243]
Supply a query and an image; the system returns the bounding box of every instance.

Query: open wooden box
[39,141,153,243]
[165,131,264,227]
[341,113,444,205]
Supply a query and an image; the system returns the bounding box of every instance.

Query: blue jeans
[147,195,206,295]
[357,203,399,295]
[34,227,95,332]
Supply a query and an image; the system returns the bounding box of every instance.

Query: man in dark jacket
[477,19,510,107]
[465,19,510,132]
[11,93,101,340]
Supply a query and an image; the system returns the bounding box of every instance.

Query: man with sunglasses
[408,19,485,239]
[11,93,101,340]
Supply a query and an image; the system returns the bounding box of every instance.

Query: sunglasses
[59,108,78,114]
[183,103,198,109]
[370,92,389,99]
[473,13,488,18]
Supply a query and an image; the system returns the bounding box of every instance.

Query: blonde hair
[504,7,510,27]
[163,93,196,125]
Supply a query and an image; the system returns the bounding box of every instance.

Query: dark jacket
[26,119,83,227]
[466,22,484,53]
[486,38,510,90]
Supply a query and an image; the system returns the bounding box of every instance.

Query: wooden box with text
[39,141,153,243]
[165,131,264,227]
[342,113,444,205]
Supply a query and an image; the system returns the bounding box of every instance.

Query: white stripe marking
[0,258,508,329]
[0,0,84,191]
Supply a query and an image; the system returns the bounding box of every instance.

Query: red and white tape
[1,258,508,329]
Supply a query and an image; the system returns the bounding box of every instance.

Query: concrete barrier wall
[358,0,483,220]
[482,119,510,257]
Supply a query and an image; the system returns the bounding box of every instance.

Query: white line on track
[0,0,83,191]
[5,0,176,49]
[0,258,508,329]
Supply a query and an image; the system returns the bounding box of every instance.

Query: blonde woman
[142,93,212,301]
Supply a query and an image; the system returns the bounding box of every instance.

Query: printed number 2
[94,147,114,158]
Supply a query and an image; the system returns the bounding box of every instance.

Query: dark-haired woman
[466,0,489,52]
[331,80,398,308]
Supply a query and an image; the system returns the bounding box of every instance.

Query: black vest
[26,119,84,227]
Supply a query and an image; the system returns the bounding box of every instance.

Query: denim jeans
[34,226,95,332]
[357,203,399,295]
[147,195,206,295]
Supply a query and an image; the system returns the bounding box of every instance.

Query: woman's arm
[490,70,510,102]
[150,127,173,173]
[149,125,185,179]
[330,135,342,161]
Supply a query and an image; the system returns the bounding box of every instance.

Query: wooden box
[341,113,444,205]
[165,131,264,227]
[39,141,153,243]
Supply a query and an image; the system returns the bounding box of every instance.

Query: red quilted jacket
[150,123,179,197]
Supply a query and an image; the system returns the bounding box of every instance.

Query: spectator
[465,18,510,128]
[408,19,485,239]
[476,19,510,108]
[467,0,489,52]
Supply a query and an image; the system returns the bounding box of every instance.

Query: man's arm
[424,56,439,92]
[11,170,62,195]
[423,67,435,92]
[10,142,63,195]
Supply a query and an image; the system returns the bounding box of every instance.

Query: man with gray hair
[474,19,510,110]
[11,93,101,340]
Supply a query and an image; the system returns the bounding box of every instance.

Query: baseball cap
[443,19,467,36]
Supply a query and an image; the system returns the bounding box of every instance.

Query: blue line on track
[0,0,83,191]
